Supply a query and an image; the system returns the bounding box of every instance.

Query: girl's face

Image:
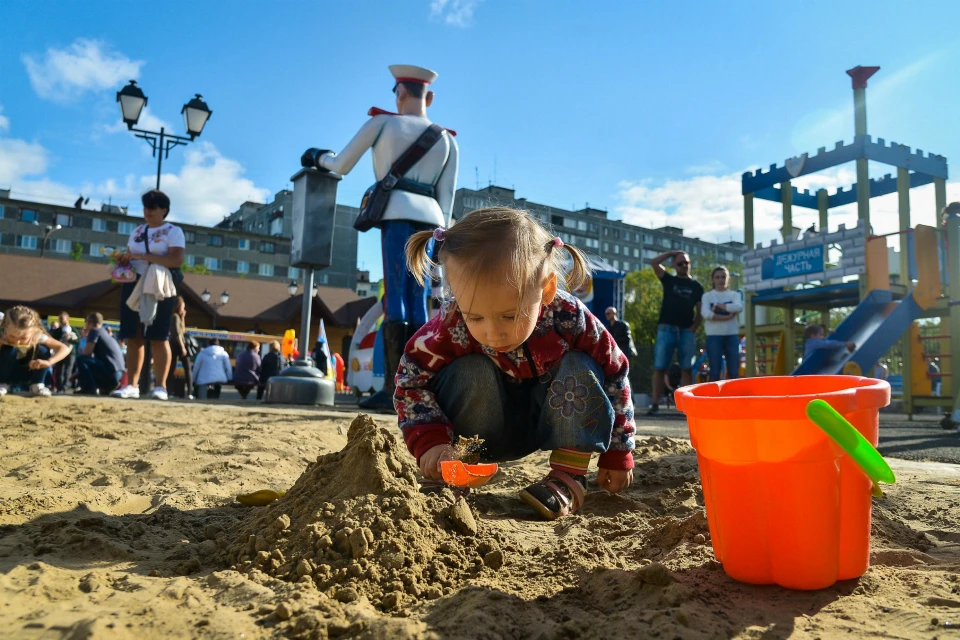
[445,258,557,352]
[143,205,167,227]
[3,327,36,347]
[712,270,728,291]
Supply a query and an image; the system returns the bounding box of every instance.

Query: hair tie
[550,237,563,250]
[433,227,446,242]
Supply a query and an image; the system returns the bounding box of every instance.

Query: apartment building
[453,185,745,271]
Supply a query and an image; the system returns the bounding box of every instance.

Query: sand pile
[222,414,506,612]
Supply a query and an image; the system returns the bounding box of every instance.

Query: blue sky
[2,1,959,281]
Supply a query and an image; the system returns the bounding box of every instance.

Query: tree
[70,242,83,261]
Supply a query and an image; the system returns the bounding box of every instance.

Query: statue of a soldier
[302,65,459,411]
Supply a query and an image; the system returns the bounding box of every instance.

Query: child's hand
[846,342,856,351]
[419,444,456,481]
[28,359,51,370]
[596,468,633,494]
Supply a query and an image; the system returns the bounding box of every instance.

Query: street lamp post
[35,222,62,257]
[201,289,230,329]
[116,80,212,189]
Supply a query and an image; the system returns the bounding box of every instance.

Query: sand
[1,396,959,639]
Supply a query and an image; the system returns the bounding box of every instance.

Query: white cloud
[685,160,726,175]
[0,106,8,133]
[615,165,960,251]
[1,108,269,224]
[102,106,174,135]
[85,142,270,226]
[0,138,48,186]
[22,39,142,102]
[430,0,481,26]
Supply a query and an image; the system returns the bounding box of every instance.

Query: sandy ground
[1,396,959,640]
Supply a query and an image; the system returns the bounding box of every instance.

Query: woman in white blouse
[112,190,185,400]
[700,266,743,381]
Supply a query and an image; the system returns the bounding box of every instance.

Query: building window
[585,238,599,249]
[269,218,284,236]
[613,244,620,254]
[602,242,609,252]
[118,222,136,235]
[319,273,329,285]
[603,228,609,236]
[259,263,274,277]
[89,243,104,256]
[289,267,299,280]
[185,255,196,267]
[184,230,196,243]
[643,249,658,260]
[622,261,630,271]
[53,239,71,254]
[237,261,249,274]
[612,259,620,269]
[55,213,72,227]
[613,230,620,239]
[20,209,39,223]
[238,239,250,250]
[260,241,276,254]
[204,257,221,271]
[588,223,599,233]
[725,251,734,261]
[0,205,5,219]
[16,235,38,249]
[576,220,587,231]
[208,234,223,247]
[93,218,107,232]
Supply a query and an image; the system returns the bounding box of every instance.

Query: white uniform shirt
[127,222,186,275]
[319,114,459,227]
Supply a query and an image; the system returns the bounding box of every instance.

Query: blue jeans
[706,334,740,381]
[654,324,696,371]
[381,221,435,325]
[0,344,53,389]
[431,352,615,461]
[76,355,123,394]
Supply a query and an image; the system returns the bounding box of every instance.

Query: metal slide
[792,289,924,376]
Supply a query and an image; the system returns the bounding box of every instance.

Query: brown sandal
[518,469,586,520]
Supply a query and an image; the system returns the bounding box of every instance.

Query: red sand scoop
[440,461,499,488]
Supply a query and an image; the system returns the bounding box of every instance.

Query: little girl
[700,266,743,382]
[0,305,71,397]
[395,207,636,520]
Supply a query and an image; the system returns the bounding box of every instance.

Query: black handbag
[354,124,445,232]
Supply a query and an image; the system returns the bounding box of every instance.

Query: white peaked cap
[389,64,438,85]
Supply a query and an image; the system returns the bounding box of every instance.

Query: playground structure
[741,66,959,425]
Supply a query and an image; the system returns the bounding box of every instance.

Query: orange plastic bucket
[675,376,890,590]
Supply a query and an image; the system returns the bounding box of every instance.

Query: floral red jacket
[394,290,636,470]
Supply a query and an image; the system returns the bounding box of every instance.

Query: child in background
[396,207,636,521]
[0,305,72,397]
[803,324,855,361]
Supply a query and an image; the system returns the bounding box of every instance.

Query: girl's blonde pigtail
[562,243,590,292]
[405,230,439,287]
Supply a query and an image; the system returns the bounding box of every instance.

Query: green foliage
[181,262,210,275]
[69,242,83,261]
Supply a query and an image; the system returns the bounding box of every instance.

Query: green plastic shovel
[805,399,895,497]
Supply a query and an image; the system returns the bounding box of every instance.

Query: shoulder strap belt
[381,124,445,191]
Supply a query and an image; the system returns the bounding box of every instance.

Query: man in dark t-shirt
[647,250,703,415]
[76,312,125,395]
